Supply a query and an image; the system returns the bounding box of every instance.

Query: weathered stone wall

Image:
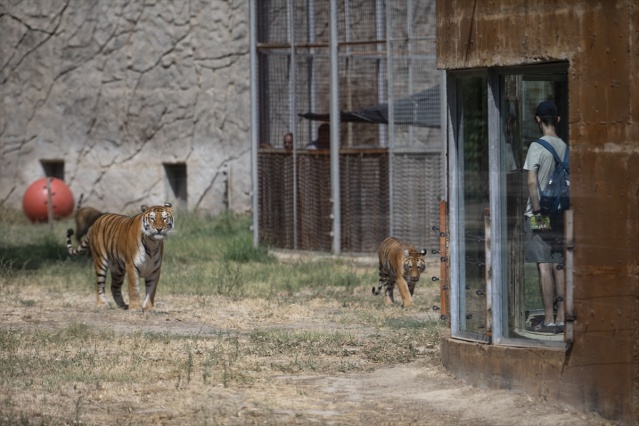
[0,0,250,215]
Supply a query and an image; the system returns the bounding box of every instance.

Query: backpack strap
[535,139,561,163]
[535,139,569,172]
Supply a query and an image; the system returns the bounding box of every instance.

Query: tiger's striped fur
[372,237,427,308]
[66,203,174,311]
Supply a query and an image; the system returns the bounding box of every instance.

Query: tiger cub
[73,194,104,242]
[66,203,174,311]
[74,206,103,241]
[372,237,427,308]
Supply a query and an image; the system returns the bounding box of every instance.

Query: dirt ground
[0,275,616,426]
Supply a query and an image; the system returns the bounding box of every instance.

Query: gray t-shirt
[523,135,568,216]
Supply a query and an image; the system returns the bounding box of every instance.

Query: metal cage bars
[252,0,443,254]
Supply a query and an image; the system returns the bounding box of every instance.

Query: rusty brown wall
[436,0,639,421]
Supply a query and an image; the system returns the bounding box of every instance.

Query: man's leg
[538,262,555,325]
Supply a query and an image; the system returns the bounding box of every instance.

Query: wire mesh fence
[256,0,442,254]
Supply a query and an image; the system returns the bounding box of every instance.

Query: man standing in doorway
[523,100,568,334]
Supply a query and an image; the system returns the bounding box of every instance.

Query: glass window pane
[500,70,568,342]
[456,76,489,336]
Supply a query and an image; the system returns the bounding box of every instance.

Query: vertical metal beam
[375,0,386,148]
[329,0,340,254]
[249,0,259,247]
[375,0,389,242]
[386,0,395,236]
[447,74,460,335]
[407,0,414,144]
[287,0,298,249]
[487,70,503,344]
[287,0,296,132]
[308,0,317,142]
[344,0,352,147]
[439,70,448,201]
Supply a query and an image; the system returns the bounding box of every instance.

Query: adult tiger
[66,203,174,311]
[372,237,427,308]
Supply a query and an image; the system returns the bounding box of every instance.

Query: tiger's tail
[372,262,388,295]
[66,228,89,255]
[372,277,384,295]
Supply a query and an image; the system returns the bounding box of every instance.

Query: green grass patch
[0,208,379,303]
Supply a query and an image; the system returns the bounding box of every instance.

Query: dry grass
[0,210,447,424]
[0,211,610,425]
[0,282,444,425]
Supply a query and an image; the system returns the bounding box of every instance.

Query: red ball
[23,177,75,223]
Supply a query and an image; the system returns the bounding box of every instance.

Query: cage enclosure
[252,0,443,254]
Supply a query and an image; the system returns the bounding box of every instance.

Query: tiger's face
[141,203,174,240]
[403,248,426,285]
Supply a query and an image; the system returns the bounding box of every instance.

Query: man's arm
[527,170,541,213]
[528,170,550,230]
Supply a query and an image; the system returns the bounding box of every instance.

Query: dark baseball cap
[536,100,558,116]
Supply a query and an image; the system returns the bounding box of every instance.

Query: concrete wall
[0,0,250,215]
[437,0,639,421]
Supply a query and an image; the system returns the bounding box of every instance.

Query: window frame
[447,62,570,349]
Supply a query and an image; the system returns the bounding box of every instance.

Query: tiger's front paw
[128,301,142,311]
[96,293,110,308]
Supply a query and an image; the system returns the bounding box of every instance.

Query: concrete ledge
[440,334,567,398]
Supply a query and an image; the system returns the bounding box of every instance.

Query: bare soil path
[0,283,614,426]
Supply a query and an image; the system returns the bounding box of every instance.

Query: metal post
[407,0,414,145]
[288,0,298,249]
[308,0,317,142]
[386,0,395,236]
[448,75,460,335]
[329,0,340,254]
[46,177,54,232]
[375,0,386,147]
[487,71,502,343]
[439,70,447,201]
[249,0,259,247]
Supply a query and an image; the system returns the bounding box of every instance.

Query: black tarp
[299,84,440,128]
